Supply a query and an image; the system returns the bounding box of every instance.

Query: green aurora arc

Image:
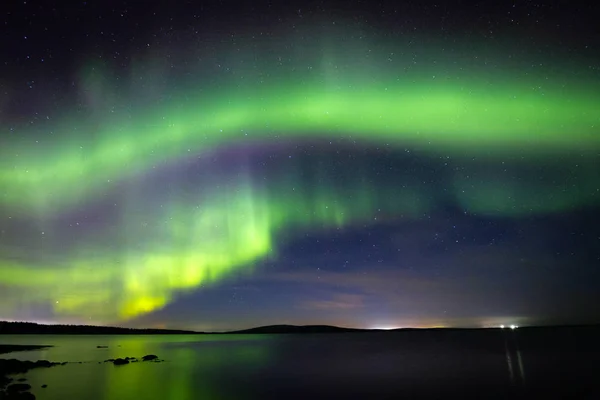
[1,37,599,323]
[1,70,599,214]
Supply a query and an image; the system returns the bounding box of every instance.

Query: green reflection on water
[13,335,273,400]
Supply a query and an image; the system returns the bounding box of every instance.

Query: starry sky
[0,0,599,331]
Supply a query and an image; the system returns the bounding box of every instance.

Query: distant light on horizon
[371,325,401,330]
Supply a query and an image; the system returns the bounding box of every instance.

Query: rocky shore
[0,359,66,399]
[0,347,163,400]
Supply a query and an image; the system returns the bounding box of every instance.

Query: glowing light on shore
[372,326,401,330]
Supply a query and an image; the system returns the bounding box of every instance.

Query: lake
[1,329,599,399]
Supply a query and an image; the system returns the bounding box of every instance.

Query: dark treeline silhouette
[0,345,52,354]
[0,321,197,335]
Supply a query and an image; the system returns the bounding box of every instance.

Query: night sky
[1,1,599,331]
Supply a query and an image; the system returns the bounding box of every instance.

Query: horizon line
[2,320,600,334]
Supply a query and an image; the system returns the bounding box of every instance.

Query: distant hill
[228,324,372,334]
[0,321,198,335]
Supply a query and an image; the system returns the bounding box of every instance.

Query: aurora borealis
[1,1,599,330]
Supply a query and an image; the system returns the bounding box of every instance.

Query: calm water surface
[0,332,596,399]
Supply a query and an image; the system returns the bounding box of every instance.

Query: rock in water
[112,358,129,366]
[141,355,158,361]
[0,376,13,388]
[41,384,47,388]
[6,383,32,392]
[34,360,52,368]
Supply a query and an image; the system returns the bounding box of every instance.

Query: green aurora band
[1,38,599,323]
[2,72,600,214]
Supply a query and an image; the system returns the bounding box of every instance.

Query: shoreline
[0,345,52,355]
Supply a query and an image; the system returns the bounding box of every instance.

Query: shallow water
[1,331,598,399]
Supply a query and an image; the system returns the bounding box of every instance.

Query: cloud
[298,293,365,311]
[270,268,455,315]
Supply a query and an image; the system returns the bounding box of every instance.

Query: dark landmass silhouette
[2,320,600,338]
[0,321,385,335]
[0,321,196,335]
[0,345,53,355]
